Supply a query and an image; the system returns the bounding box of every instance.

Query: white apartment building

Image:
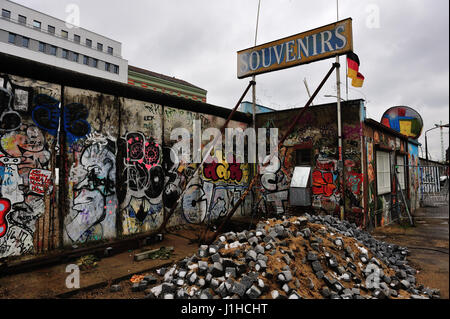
[0,0,128,83]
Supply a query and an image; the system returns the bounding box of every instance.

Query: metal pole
[252,0,261,131]
[336,0,345,221]
[304,78,313,105]
[425,132,429,162]
[252,0,261,206]
[440,120,444,162]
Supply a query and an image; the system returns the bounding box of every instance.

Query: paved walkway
[372,204,449,299]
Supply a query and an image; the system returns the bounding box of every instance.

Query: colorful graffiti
[202,151,247,184]
[0,124,51,257]
[0,198,11,237]
[381,106,423,139]
[408,142,420,211]
[311,159,340,212]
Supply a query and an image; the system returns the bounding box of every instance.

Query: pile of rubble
[139,214,441,299]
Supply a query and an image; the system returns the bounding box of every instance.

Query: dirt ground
[0,229,199,299]
[0,208,448,299]
[372,205,449,299]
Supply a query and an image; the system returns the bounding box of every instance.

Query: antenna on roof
[303,78,313,105]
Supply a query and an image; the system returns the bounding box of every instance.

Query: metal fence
[419,165,449,206]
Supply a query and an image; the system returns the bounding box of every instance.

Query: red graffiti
[312,170,336,197]
[203,155,243,183]
[29,169,52,195]
[316,161,336,171]
[0,198,11,238]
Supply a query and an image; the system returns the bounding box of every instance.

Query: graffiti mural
[381,106,424,139]
[0,124,52,258]
[32,94,91,145]
[258,146,291,215]
[65,136,117,244]
[312,158,340,212]
[0,87,22,131]
[118,131,165,234]
[408,142,420,211]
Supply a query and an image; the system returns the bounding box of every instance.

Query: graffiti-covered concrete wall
[255,100,366,226]
[363,120,409,227]
[1,75,60,258]
[0,70,251,260]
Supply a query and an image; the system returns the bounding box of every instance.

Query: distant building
[128,65,207,102]
[0,0,128,83]
[239,101,275,114]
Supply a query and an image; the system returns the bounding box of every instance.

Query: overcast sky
[16,0,449,161]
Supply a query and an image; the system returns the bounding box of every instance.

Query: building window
[18,15,26,24]
[22,36,29,48]
[113,65,119,74]
[376,150,391,194]
[50,45,57,56]
[92,58,98,68]
[48,25,55,34]
[39,42,46,52]
[61,30,68,39]
[83,55,89,65]
[2,9,11,19]
[295,148,312,166]
[396,155,406,190]
[8,33,16,44]
[86,39,92,47]
[62,49,68,59]
[71,52,79,62]
[105,62,111,72]
[33,20,41,29]
[107,46,113,55]
[97,43,103,51]
[74,34,80,43]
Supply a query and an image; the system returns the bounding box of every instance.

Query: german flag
[347,51,364,87]
[352,72,365,88]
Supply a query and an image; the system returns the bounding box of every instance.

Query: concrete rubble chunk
[246,285,262,299]
[307,251,318,261]
[246,250,258,262]
[110,284,122,292]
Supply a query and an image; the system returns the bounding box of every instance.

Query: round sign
[381,106,423,139]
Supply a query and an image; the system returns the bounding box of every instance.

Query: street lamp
[425,123,449,161]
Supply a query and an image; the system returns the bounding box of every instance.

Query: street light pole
[425,123,449,162]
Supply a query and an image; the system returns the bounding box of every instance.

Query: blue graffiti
[31,95,91,145]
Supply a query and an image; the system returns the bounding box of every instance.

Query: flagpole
[346,55,349,100]
[252,0,261,195]
[336,0,345,221]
